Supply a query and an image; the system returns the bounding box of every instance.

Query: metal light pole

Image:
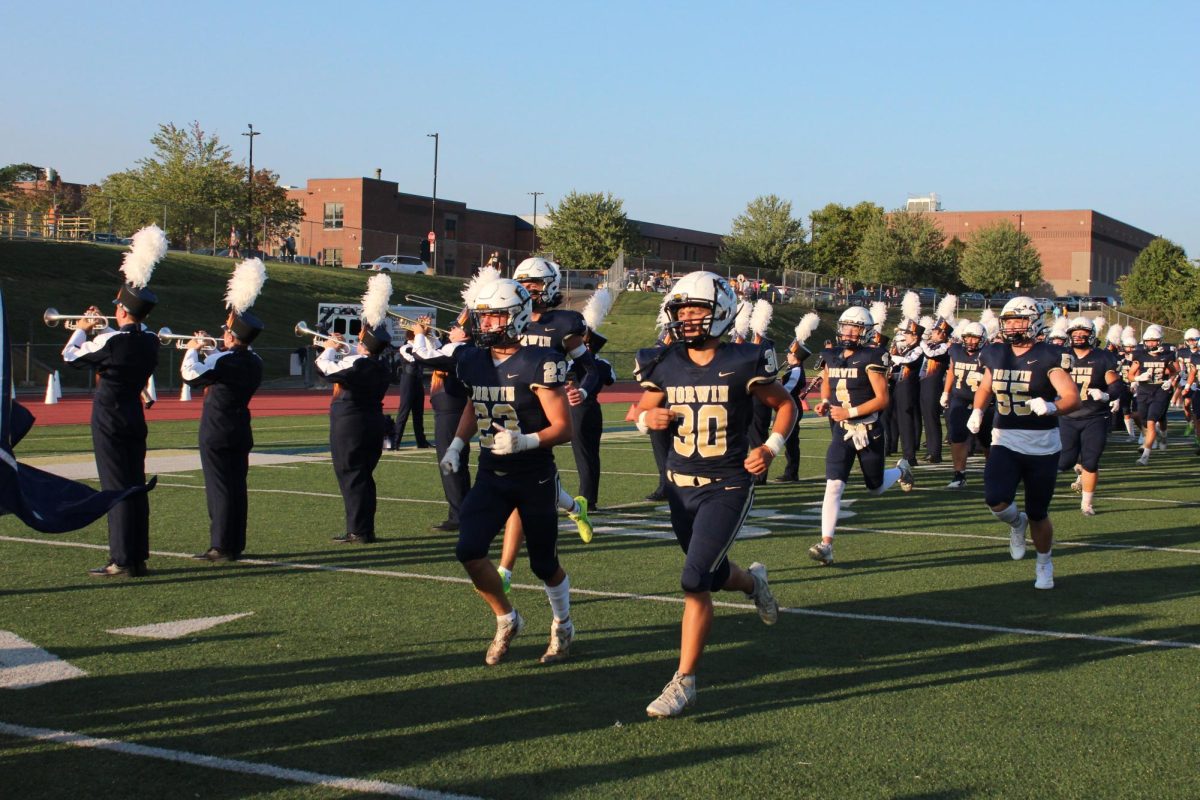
[242,124,260,253]
[528,191,543,253]
[427,132,439,273]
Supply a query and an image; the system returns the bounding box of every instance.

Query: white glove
[1160,380,1173,391]
[843,422,870,450]
[439,437,465,475]
[1134,372,1152,383]
[1109,399,1120,413]
[1087,388,1109,402]
[939,391,950,409]
[966,408,983,434]
[491,425,539,455]
[1026,397,1056,416]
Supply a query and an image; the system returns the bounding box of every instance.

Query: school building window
[324,203,344,230]
[323,248,343,267]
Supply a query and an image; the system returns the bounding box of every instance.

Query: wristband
[518,432,541,451]
[763,432,786,456]
[567,343,588,359]
[447,437,465,455]
[847,405,859,418]
[636,410,650,434]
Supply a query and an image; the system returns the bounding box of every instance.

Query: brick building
[924,209,1155,297]
[286,176,723,276]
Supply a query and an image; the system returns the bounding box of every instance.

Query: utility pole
[528,191,543,253]
[242,124,260,253]
[427,132,439,273]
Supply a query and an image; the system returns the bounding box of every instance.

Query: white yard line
[0,535,1195,650]
[0,722,481,799]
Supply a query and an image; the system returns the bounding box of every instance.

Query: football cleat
[485,610,524,666]
[1009,512,1028,560]
[539,618,574,664]
[569,496,594,544]
[897,458,915,492]
[1136,453,1150,467]
[807,541,834,566]
[646,671,697,718]
[946,472,966,489]
[1070,464,1083,494]
[1035,559,1054,590]
[1081,505,1096,516]
[747,562,779,625]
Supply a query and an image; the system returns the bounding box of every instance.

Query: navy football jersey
[948,343,987,401]
[520,309,587,353]
[1190,350,1200,378]
[635,342,776,478]
[1065,348,1119,418]
[456,344,566,472]
[1130,345,1171,395]
[821,345,889,409]
[979,342,1071,430]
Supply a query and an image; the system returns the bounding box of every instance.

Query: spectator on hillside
[228,227,241,259]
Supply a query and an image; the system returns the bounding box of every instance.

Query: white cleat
[1136,454,1150,467]
[646,671,697,718]
[897,458,915,492]
[747,562,779,625]
[1035,559,1055,590]
[1070,464,1083,493]
[1009,513,1028,560]
[807,541,834,566]
[1081,505,1096,516]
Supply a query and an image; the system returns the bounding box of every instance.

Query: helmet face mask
[512,258,562,309]
[469,279,532,348]
[960,321,985,353]
[663,271,737,347]
[836,306,874,349]
[999,297,1042,345]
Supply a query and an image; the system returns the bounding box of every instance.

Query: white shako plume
[750,299,773,339]
[362,273,392,329]
[225,258,266,313]
[901,290,921,324]
[121,224,168,288]
[582,288,613,331]
[795,311,820,344]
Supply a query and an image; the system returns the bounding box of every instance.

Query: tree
[538,191,643,269]
[810,201,884,278]
[719,194,809,273]
[856,211,956,289]
[1118,237,1199,327]
[81,122,300,251]
[0,163,53,214]
[958,220,1043,295]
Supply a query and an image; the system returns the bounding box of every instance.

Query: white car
[359,255,429,275]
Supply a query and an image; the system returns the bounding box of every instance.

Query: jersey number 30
[670,404,728,458]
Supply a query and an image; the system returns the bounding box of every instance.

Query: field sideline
[2,404,1198,799]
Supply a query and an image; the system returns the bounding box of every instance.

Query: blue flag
[1,289,155,533]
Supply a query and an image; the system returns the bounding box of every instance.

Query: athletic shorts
[825,419,885,489]
[1058,415,1109,473]
[984,445,1059,522]
[665,473,755,594]
[456,465,561,581]
[947,397,993,446]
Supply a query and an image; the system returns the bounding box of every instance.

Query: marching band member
[890,292,925,471]
[776,312,820,483]
[633,271,792,718]
[182,258,266,561]
[61,225,164,577]
[316,274,394,544]
[918,295,957,464]
[440,276,577,666]
[572,287,616,510]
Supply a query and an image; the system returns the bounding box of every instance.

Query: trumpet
[403,294,464,316]
[385,309,453,337]
[294,321,351,353]
[156,327,220,351]
[44,307,118,330]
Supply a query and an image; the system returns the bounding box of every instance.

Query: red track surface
[23,384,646,426]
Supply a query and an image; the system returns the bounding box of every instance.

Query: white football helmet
[1121,332,1137,349]
[470,278,533,347]
[663,271,738,345]
[1066,316,1095,348]
[512,257,562,308]
[836,306,875,348]
[998,296,1043,344]
[960,321,986,352]
[1142,325,1163,343]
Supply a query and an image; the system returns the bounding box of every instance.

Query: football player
[440,277,577,666]
[1059,317,1123,515]
[1118,329,1139,441]
[968,297,1080,589]
[492,258,595,594]
[1127,325,1176,465]
[808,307,914,566]
[940,321,991,488]
[1183,328,1200,451]
[632,271,794,718]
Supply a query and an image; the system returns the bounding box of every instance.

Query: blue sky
[5,0,1197,254]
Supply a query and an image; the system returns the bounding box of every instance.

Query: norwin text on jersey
[456,344,567,473]
[635,342,776,479]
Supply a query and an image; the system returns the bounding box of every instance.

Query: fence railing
[1096,305,1187,341]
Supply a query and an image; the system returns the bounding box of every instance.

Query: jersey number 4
[670,403,728,458]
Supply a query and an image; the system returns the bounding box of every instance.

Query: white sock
[545,574,571,623]
[1081,491,1094,508]
[870,468,901,495]
[821,480,846,539]
[1125,419,1136,436]
[1141,448,1151,458]
[1036,550,1052,564]
[497,609,517,624]
[557,487,579,514]
[992,504,1021,526]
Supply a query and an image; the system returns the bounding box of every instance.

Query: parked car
[359,255,429,275]
[960,292,986,309]
[216,248,269,260]
[916,287,938,307]
[89,232,122,244]
[1081,295,1118,310]
[986,291,1016,307]
[1055,296,1081,312]
[847,289,872,307]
